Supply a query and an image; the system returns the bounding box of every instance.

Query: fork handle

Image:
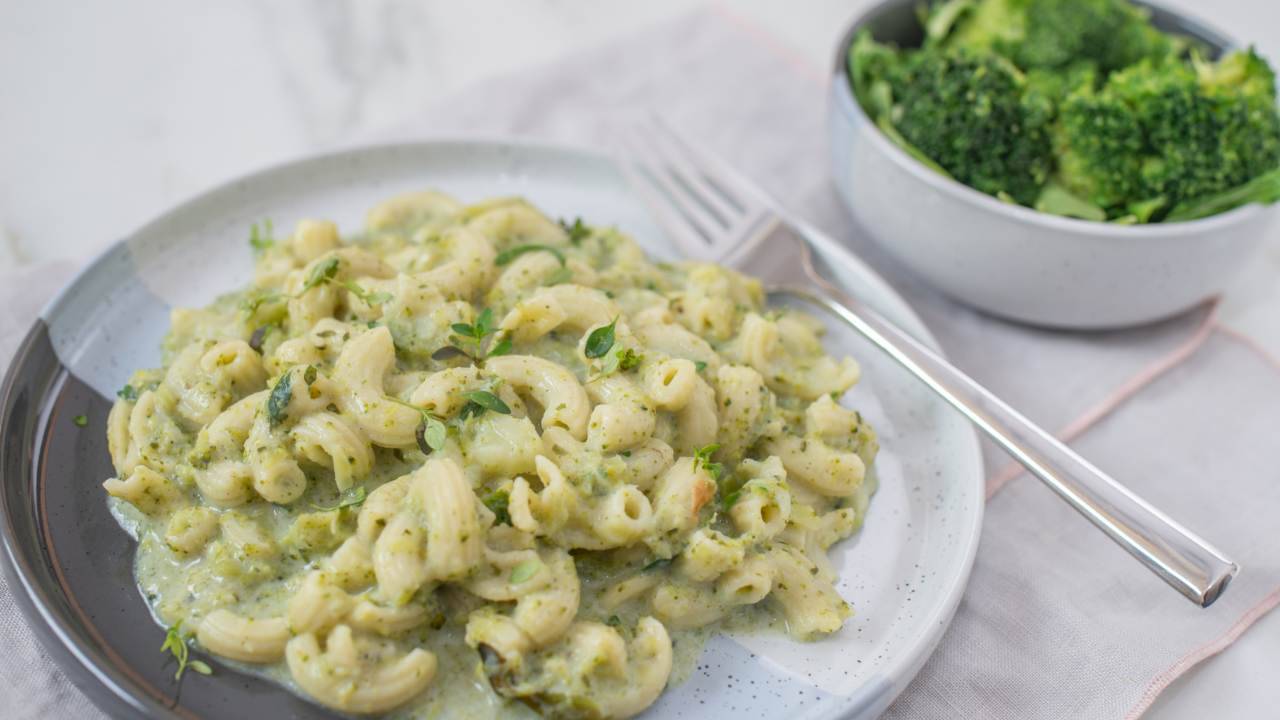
[781,278,1238,607]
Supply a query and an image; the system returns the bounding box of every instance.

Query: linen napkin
[4,7,1279,720]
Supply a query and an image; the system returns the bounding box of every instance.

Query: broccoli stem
[1165,168,1280,222]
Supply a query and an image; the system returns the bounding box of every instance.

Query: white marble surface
[1,1,1277,718]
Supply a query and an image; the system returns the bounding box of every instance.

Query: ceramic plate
[0,140,983,719]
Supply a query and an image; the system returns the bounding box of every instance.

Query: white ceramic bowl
[827,0,1279,329]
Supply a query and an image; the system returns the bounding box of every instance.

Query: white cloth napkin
[4,8,1278,719]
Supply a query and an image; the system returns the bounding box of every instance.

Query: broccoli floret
[1195,46,1277,100]
[882,48,1053,204]
[1055,51,1280,219]
[1024,61,1098,105]
[931,0,1176,72]
[848,29,900,119]
[849,32,955,177]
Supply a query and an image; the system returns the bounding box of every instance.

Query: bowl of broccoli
[829,0,1280,328]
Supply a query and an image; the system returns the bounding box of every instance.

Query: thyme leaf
[494,244,566,267]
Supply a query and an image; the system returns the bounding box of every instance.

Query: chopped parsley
[116,384,139,402]
[72,414,87,427]
[694,360,707,372]
[312,485,367,512]
[160,622,212,682]
[267,372,293,426]
[494,244,566,267]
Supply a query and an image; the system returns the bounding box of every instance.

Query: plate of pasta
[0,140,983,719]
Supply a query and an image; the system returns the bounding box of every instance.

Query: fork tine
[634,120,744,228]
[646,116,777,215]
[622,128,727,245]
[619,115,784,262]
[614,142,715,258]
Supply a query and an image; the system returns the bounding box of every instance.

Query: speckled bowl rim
[0,138,985,719]
[829,0,1270,237]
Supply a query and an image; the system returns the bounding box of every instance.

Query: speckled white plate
[0,140,983,719]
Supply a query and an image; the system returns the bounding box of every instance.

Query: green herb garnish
[300,256,340,293]
[72,414,87,427]
[694,360,707,372]
[312,486,367,512]
[267,372,293,427]
[447,308,508,361]
[240,291,284,316]
[451,308,495,343]
[642,557,672,572]
[342,280,394,306]
[483,489,511,526]
[509,559,541,584]
[459,390,511,419]
[584,318,617,359]
[117,384,139,402]
[160,622,213,682]
[486,334,513,358]
[389,398,447,454]
[417,418,447,455]
[588,345,643,383]
[559,217,590,245]
[249,219,274,253]
[494,244,566,267]
[693,444,723,479]
[432,346,474,362]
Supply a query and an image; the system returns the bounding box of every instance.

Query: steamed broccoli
[892,49,1053,203]
[928,0,1176,72]
[852,33,1053,204]
[1055,51,1280,219]
[849,0,1280,222]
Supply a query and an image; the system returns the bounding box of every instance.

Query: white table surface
[1,1,1277,717]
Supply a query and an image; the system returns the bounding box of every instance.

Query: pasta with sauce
[103,192,879,718]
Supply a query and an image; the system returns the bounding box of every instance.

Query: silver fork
[618,118,1238,607]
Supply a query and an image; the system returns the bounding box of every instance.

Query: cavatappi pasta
[103,192,880,718]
